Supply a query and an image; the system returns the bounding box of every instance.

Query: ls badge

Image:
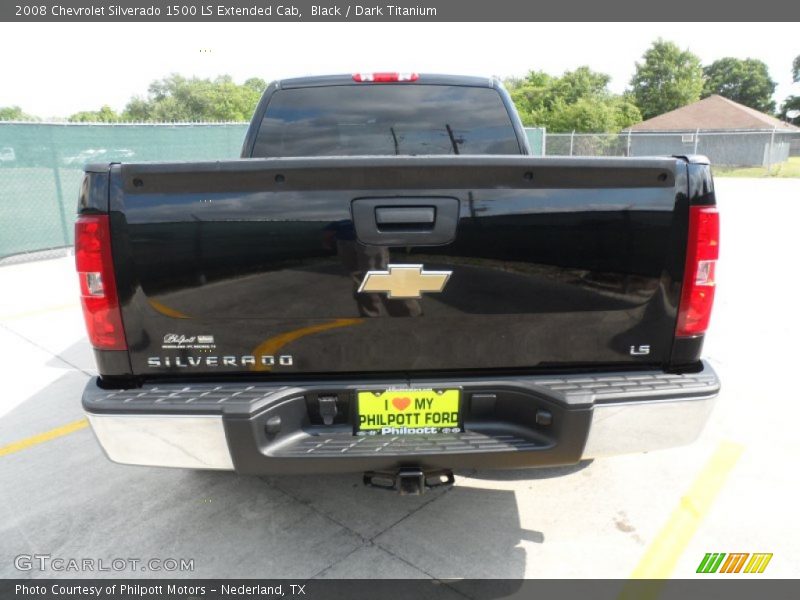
[358,264,452,299]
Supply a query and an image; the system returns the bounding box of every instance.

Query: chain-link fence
[543,129,800,167]
[0,122,249,261]
[789,135,800,157]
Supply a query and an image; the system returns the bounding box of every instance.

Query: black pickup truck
[77,73,720,493]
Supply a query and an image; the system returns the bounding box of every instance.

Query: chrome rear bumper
[86,413,234,470]
[84,362,719,473]
[582,392,717,458]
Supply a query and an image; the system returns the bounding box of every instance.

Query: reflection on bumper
[86,414,234,470]
[582,393,717,458]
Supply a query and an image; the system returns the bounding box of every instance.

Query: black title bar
[3,580,800,600]
[3,0,799,22]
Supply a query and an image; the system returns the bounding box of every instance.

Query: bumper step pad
[273,430,540,457]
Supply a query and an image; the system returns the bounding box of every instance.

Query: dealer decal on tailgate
[356,389,461,435]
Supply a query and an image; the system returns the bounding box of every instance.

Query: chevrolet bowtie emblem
[358,264,452,299]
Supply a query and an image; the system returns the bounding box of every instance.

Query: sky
[0,22,797,118]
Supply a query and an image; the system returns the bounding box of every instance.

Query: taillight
[352,72,419,83]
[75,215,127,350]
[676,206,719,337]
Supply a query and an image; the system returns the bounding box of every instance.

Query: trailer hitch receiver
[363,468,455,495]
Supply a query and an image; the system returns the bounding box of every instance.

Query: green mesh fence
[0,122,249,258]
[525,127,545,155]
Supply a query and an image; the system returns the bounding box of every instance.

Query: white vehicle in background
[63,148,135,166]
[0,147,16,164]
[63,148,108,166]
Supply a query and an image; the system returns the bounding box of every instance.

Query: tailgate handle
[375,206,435,226]
[352,197,459,247]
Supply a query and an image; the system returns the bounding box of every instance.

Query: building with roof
[625,95,799,167]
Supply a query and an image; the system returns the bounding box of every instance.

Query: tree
[507,66,642,132]
[0,106,37,121]
[122,74,267,122]
[629,39,704,120]
[702,58,776,113]
[779,56,800,123]
[551,67,611,105]
[780,95,800,122]
[68,105,121,123]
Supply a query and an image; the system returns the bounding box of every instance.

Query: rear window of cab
[252,85,521,157]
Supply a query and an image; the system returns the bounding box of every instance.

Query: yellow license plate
[356,389,461,435]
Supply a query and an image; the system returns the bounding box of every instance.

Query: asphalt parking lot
[1,177,798,581]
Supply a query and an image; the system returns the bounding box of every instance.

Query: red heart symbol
[392,397,411,411]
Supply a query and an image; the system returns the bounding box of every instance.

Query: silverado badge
[358,264,452,299]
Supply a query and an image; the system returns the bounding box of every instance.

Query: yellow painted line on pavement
[630,440,745,580]
[0,418,89,458]
[0,303,75,321]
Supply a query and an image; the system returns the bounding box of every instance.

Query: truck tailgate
[104,156,687,377]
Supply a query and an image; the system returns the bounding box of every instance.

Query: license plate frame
[355,388,462,436]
